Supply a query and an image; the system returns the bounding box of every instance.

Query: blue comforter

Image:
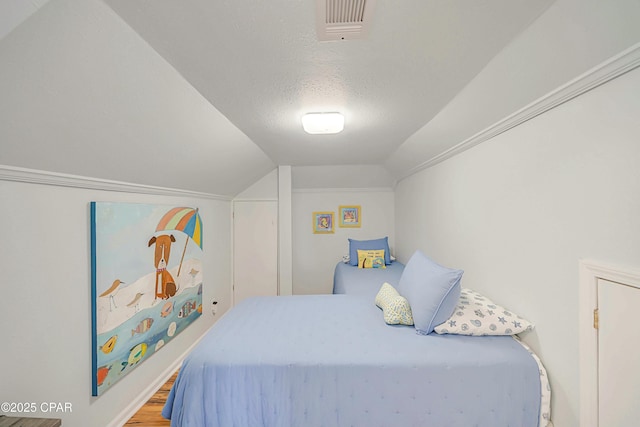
[163,295,541,427]
[332,261,405,298]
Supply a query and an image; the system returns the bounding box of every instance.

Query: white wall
[292,165,394,190]
[234,169,278,200]
[394,65,640,427]
[292,189,394,295]
[0,175,232,427]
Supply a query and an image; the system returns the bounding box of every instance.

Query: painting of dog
[148,234,178,299]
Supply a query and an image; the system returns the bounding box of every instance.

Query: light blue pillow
[396,250,463,335]
[348,237,391,266]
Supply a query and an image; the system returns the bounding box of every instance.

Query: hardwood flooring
[123,371,177,427]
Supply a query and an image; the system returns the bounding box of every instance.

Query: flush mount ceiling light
[302,112,344,134]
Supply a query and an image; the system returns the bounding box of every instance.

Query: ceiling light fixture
[302,112,344,134]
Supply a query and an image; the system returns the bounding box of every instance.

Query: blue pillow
[348,237,391,266]
[396,250,463,335]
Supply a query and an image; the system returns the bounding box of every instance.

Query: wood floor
[123,371,177,427]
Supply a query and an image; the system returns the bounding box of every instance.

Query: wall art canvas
[90,202,203,396]
[312,211,334,234]
[339,205,361,228]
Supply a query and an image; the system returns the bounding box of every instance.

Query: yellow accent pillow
[357,249,386,269]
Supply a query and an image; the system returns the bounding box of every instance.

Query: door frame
[579,259,640,427]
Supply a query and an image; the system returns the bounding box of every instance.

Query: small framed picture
[313,211,335,234]
[339,205,361,228]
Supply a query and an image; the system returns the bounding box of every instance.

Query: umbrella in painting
[156,207,203,277]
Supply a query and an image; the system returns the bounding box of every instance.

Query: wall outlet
[211,300,218,315]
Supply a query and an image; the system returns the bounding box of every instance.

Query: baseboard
[106,324,215,427]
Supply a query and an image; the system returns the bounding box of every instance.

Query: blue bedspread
[163,295,541,427]
[332,261,405,298]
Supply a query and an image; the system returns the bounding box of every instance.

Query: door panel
[233,201,278,305]
[598,278,640,427]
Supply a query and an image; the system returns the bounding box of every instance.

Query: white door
[598,278,640,427]
[233,201,278,305]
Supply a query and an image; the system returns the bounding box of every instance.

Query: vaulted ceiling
[104,0,554,167]
[3,0,639,195]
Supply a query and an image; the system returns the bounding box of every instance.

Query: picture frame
[339,205,361,228]
[312,211,335,234]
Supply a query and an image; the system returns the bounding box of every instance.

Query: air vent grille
[316,0,375,41]
[325,0,366,24]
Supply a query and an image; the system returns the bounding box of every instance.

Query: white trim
[233,197,279,202]
[0,165,232,201]
[106,323,215,427]
[292,187,394,193]
[230,202,236,308]
[278,166,293,296]
[398,41,640,182]
[578,259,640,427]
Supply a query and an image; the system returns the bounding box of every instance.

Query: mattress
[332,261,405,298]
[162,294,543,427]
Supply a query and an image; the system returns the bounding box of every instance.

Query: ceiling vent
[316,0,376,41]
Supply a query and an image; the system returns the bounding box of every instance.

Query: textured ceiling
[104,0,555,167]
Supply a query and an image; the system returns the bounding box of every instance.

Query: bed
[163,295,546,427]
[332,260,405,297]
[163,249,551,427]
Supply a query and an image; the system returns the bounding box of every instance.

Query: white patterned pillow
[433,288,534,336]
[375,282,414,325]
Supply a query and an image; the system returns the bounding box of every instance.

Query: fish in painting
[97,365,111,386]
[178,300,197,318]
[131,318,154,337]
[160,301,173,318]
[100,335,118,354]
[121,343,147,371]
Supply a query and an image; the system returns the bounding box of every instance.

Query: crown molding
[398,42,640,183]
[0,165,232,201]
[233,197,279,202]
[292,187,394,193]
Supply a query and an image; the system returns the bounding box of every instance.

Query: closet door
[598,278,640,427]
[233,201,278,305]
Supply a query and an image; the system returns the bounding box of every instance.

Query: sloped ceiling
[0,0,275,196]
[0,0,51,40]
[3,0,639,195]
[103,0,555,169]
